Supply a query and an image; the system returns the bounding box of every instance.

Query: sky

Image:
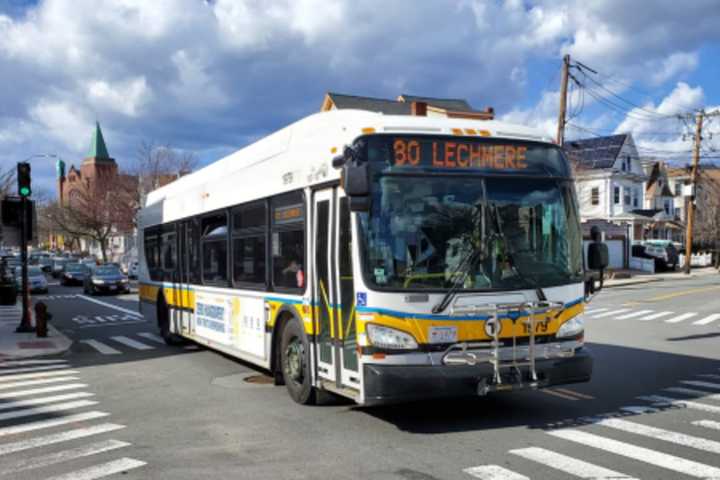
[1,0,720,195]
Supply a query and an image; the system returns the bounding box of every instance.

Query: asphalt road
[1,273,720,479]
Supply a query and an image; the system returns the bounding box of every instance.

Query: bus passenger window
[273,230,304,289]
[201,214,228,284]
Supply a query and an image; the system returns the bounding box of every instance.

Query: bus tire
[157,295,184,346]
[280,318,316,405]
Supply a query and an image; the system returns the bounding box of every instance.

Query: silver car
[15,266,48,294]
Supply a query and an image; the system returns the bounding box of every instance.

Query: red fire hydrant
[35,302,48,338]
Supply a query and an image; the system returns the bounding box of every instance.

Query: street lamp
[15,153,57,333]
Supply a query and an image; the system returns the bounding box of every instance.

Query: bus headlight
[557,316,584,339]
[366,324,418,350]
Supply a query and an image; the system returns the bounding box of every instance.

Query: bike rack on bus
[441,299,569,394]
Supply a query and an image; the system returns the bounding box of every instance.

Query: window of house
[621,158,627,171]
[633,188,639,208]
[624,187,631,206]
[271,191,305,291]
[675,183,681,196]
[201,213,228,284]
[664,200,671,215]
[591,187,599,206]
[232,201,267,287]
[614,186,620,204]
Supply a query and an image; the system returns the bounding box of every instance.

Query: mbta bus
[138,109,604,405]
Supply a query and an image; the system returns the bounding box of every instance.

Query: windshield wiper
[487,203,547,302]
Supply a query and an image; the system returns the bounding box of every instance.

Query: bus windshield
[357,175,584,291]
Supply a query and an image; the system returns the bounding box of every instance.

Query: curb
[604,277,665,289]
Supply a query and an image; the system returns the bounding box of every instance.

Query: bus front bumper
[362,346,592,406]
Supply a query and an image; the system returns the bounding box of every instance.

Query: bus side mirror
[342,163,371,212]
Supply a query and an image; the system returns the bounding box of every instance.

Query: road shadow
[357,342,720,434]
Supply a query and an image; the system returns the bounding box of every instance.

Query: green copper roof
[87,122,110,159]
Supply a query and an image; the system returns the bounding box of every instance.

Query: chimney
[411,101,427,116]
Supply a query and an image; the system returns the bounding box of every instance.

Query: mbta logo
[484,317,502,337]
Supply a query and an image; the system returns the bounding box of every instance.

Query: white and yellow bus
[138,109,599,405]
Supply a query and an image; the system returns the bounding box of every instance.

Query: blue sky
[1,0,719,196]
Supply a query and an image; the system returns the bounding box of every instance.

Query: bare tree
[133,140,198,200]
[42,173,135,262]
[0,167,15,199]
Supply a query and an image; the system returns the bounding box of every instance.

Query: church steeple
[86,122,111,160]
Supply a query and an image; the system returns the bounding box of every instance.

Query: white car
[15,266,48,294]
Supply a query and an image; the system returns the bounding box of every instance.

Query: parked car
[61,263,88,286]
[15,266,48,294]
[51,258,69,278]
[83,265,130,295]
[37,257,53,273]
[637,241,679,271]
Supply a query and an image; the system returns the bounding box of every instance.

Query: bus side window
[271,192,305,291]
[144,226,162,282]
[201,213,229,285]
[232,201,267,288]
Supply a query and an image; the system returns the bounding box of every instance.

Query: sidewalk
[0,302,72,360]
[604,266,718,288]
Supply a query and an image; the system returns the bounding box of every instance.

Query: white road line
[616,310,654,320]
[591,309,632,318]
[584,307,609,314]
[0,376,80,390]
[0,411,109,437]
[593,416,720,454]
[80,340,121,355]
[0,392,94,411]
[664,386,720,400]
[44,457,147,480]
[0,359,67,367]
[548,429,720,478]
[137,332,165,344]
[0,399,98,422]
[664,312,698,324]
[0,439,131,475]
[510,446,636,479]
[0,369,79,382]
[0,364,71,375]
[0,423,125,456]
[694,420,720,431]
[693,313,720,326]
[697,374,720,380]
[639,395,720,413]
[681,380,720,391]
[77,294,141,317]
[463,465,529,480]
[638,311,674,321]
[0,383,88,399]
[110,336,154,350]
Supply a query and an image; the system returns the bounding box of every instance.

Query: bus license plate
[429,326,457,344]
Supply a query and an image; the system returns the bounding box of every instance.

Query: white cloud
[86,76,152,117]
[28,100,92,150]
[651,52,699,85]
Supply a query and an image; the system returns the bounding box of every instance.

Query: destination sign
[366,136,570,177]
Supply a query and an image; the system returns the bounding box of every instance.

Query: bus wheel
[158,296,183,346]
[280,318,316,405]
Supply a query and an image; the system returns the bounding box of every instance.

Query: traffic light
[17,162,31,197]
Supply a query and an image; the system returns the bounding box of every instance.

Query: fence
[629,256,655,273]
[678,253,713,267]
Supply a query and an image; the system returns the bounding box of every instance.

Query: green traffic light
[19,187,30,196]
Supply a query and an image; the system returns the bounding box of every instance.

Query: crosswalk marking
[0,423,125,456]
[509,446,635,479]
[463,465,529,479]
[591,309,631,318]
[0,399,98,422]
[80,339,121,355]
[664,386,720,400]
[0,369,79,382]
[110,335,154,350]
[43,457,147,480]
[0,364,71,375]
[137,332,165,344]
[664,312,697,324]
[639,394,720,413]
[548,429,720,478]
[0,383,87,399]
[615,310,654,320]
[584,307,609,314]
[0,359,68,367]
[0,411,109,438]
[693,313,720,326]
[638,311,674,321]
[0,376,80,390]
[694,420,720,431]
[0,439,131,475]
[681,380,720,391]
[592,416,720,454]
[0,392,94,411]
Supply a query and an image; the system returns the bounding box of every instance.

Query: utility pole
[16,162,34,332]
[556,54,570,146]
[684,111,704,274]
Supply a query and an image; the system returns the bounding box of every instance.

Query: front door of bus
[312,189,359,392]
